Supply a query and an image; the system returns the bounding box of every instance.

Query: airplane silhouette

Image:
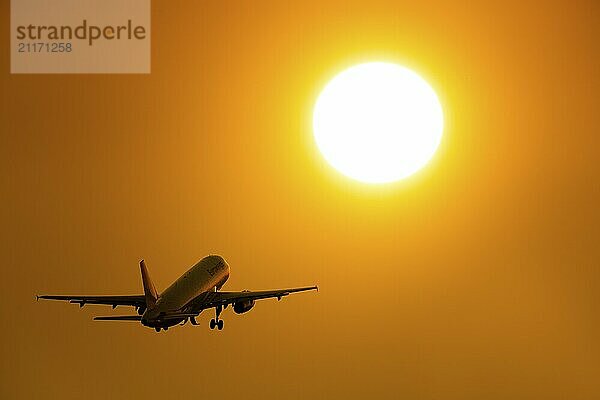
[37,255,317,332]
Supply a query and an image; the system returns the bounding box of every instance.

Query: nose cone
[221,257,230,274]
[204,255,229,271]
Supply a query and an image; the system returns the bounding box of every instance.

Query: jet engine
[233,299,255,314]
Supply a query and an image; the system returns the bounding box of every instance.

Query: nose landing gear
[209,305,224,331]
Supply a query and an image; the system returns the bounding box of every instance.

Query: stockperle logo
[11,0,151,74]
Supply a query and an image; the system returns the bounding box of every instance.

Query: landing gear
[209,319,224,330]
[209,305,224,330]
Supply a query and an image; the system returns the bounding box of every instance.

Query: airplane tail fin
[140,260,158,308]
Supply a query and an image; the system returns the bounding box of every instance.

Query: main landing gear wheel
[210,305,224,331]
[209,319,224,330]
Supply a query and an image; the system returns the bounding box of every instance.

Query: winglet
[140,260,158,308]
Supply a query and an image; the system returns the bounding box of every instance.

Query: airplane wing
[36,295,146,309]
[187,286,318,311]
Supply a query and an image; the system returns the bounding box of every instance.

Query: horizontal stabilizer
[36,294,145,308]
[93,315,142,321]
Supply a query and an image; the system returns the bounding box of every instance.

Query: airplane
[37,255,318,332]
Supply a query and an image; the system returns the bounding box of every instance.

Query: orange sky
[1,1,599,399]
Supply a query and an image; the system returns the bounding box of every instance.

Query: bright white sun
[313,62,444,183]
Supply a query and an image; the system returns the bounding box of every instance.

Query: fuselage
[142,255,230,328]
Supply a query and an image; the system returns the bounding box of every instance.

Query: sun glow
[313,62,444,183]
